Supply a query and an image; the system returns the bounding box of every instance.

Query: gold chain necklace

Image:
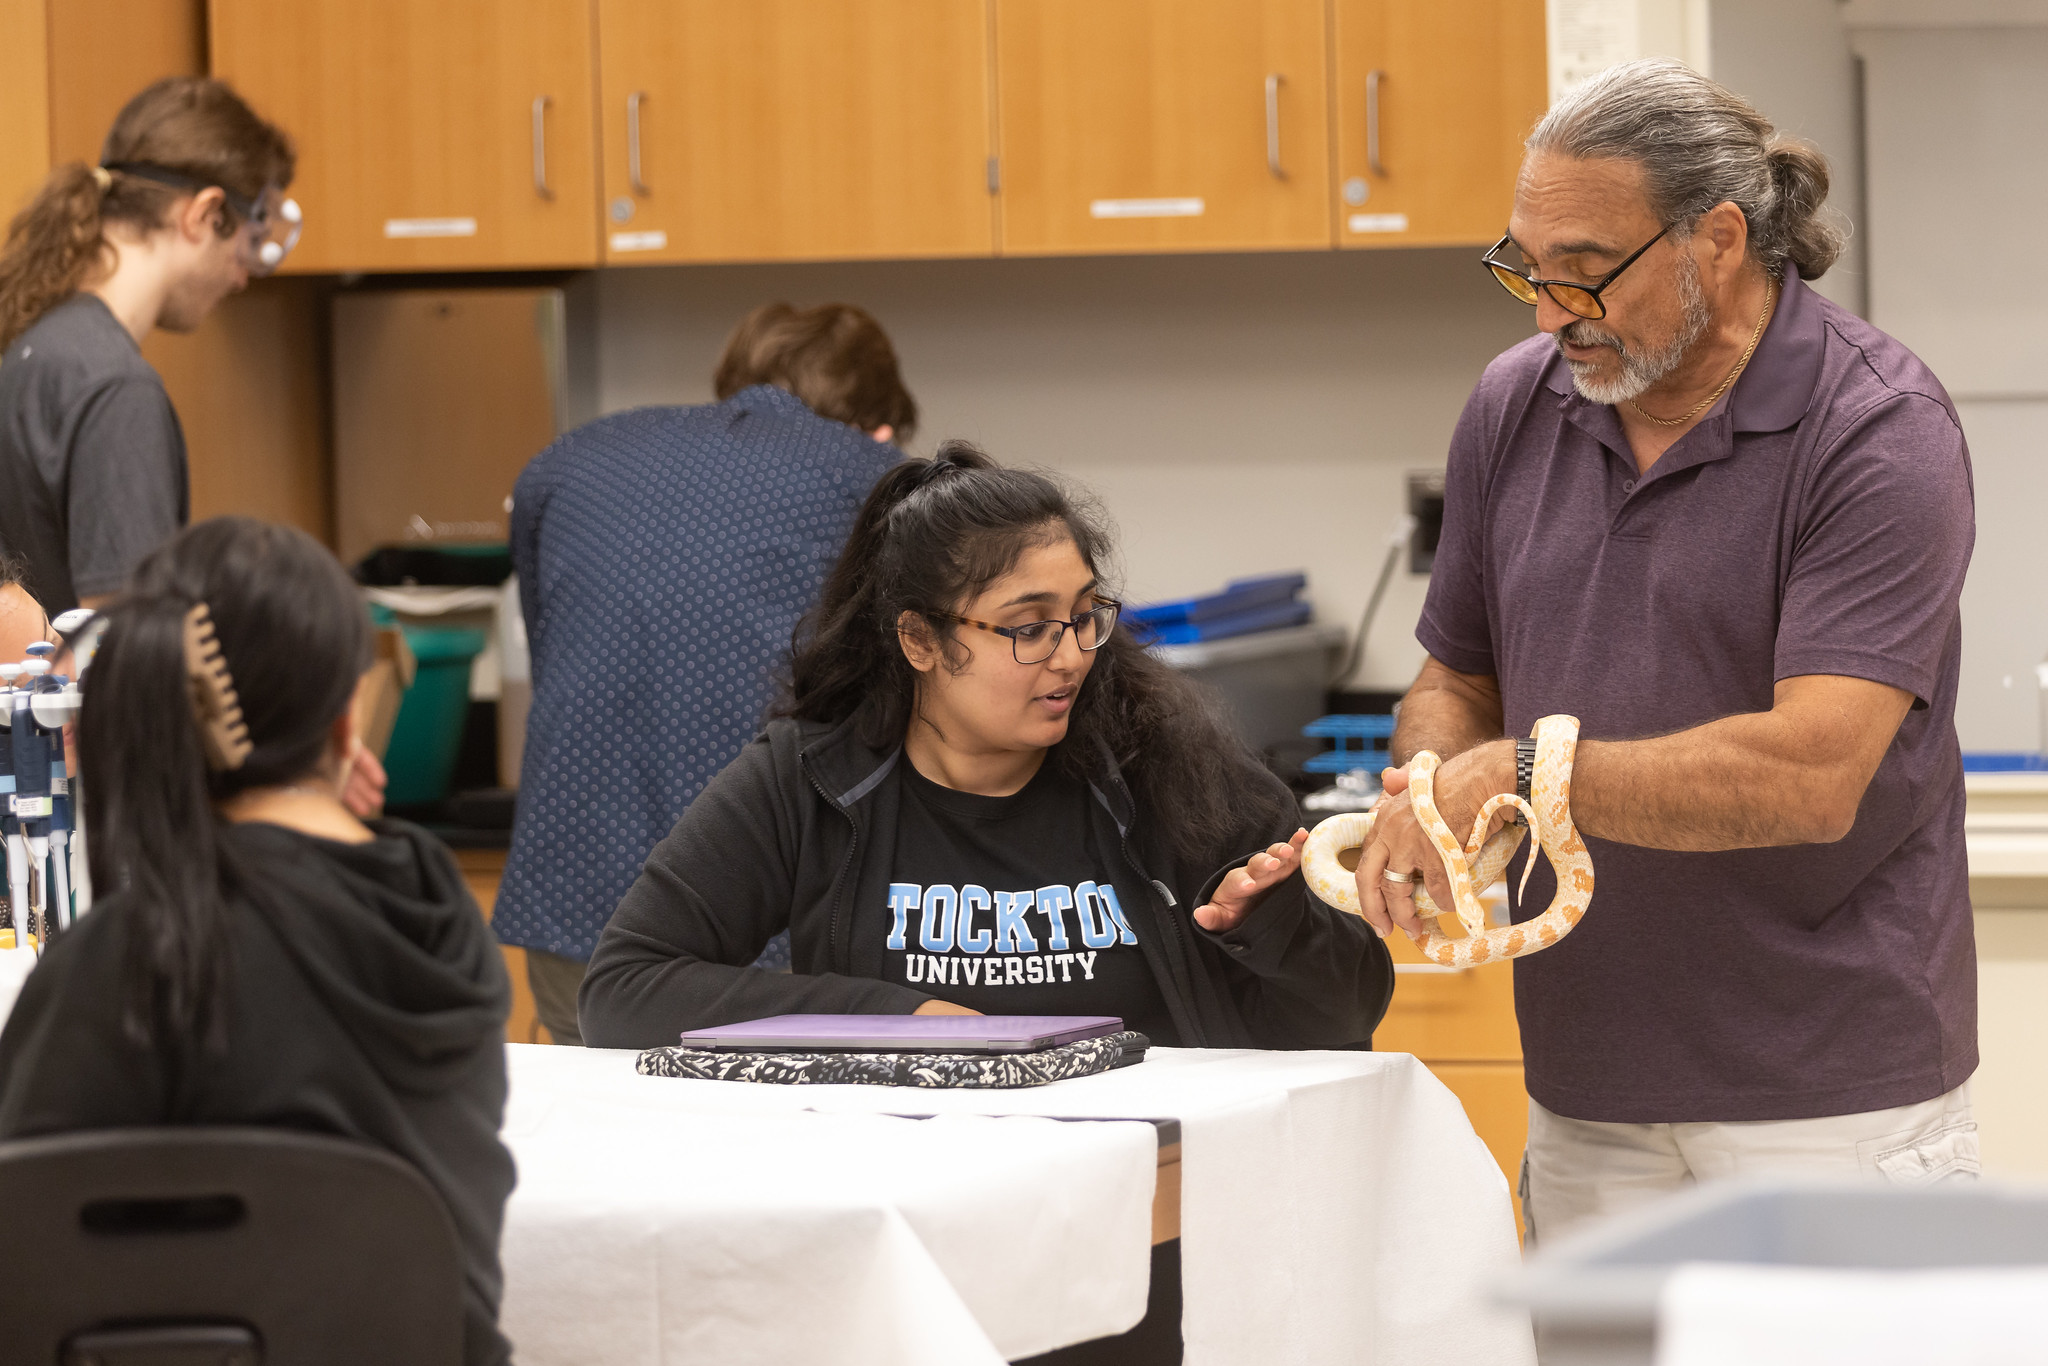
[1627,278,1778,428]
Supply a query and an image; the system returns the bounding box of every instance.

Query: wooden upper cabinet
[1,0,205,226]
[995,0,1331,255]
[209,0,600,271]
[596,0,993,264]
[0,0,55,223]
[1331,0,1547,249]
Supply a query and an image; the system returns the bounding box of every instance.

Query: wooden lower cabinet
[1376,931,1528,1239]
[1370,957,1520,1060]
[454,847,553,1047]
[1429,1061,1529,1236]
[147,277,333,545]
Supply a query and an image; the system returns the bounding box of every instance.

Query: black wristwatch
[1515,737,1538,805]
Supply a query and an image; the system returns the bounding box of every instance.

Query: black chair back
[0,1126,464,1366]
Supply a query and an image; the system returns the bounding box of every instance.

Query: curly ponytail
[0,164,112,351]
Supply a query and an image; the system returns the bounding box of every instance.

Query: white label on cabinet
[1089,197,1205,219]
[609,230,669,253]
[1348,213,1410,233]
[384,217,478,239]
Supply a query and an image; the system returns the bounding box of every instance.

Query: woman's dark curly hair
[779,441,1278,866]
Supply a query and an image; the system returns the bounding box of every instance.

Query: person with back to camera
[495,302,914,1044]
[0,518,517,1366]
[1358,60,1977,1245]
[578,444,1395,1049]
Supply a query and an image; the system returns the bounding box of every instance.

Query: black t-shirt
[0,294,189,612]
[878,758,1174,1043]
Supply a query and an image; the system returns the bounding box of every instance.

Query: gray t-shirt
[1419,268,1976,1124]
[0,294,188,611]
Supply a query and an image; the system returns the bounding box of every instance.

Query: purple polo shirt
[1419,268,1977,1123]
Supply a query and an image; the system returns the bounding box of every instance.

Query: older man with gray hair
[1355,59,1977,1242]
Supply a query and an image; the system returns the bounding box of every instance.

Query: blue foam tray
[1137,599,1312,645]
[1961,753,2048,772]
[1128,572,1307,628]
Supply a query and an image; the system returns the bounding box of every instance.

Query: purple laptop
[677,1014,1124,1055]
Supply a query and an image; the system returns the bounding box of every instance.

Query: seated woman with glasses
[579,443,1393,1049]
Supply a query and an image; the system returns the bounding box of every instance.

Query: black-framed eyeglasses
[1482,226,1670,320]
[931,601,1120,665]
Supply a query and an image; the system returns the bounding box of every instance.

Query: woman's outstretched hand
[1193,828,1310,932]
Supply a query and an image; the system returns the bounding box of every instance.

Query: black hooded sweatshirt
[581,716,1395,1051]
[0,820,515,1366]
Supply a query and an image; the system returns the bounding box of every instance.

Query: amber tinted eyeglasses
[930,602,1120,665]
[1482,226,1670,320]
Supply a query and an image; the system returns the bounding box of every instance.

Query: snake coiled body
[1300,715,1593,968]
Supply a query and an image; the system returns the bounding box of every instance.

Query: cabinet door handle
[628,91,651,195]
[532,95,554,200]
[1366,69,1387,177]
[1265,73,1286,180]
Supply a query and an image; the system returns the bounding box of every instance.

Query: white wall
[590,249,1528,692]
[1855,21,2048,749]
[1712,0,1866,315]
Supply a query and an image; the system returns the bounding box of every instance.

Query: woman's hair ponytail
[0,76,292,351]
[780,452,966,727]
[80,517,370,1050]
[83,592,234,1049]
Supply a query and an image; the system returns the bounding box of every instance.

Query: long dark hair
[782,442,1273,866]
[80,517,371,1048]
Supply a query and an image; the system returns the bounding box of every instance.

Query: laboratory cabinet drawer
[1373,932,1523,1063]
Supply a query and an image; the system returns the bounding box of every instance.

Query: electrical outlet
[1408,471,1445,574]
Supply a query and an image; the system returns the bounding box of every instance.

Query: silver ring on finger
[1381,869,1416,888]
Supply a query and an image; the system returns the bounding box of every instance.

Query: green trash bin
[373,607,489,808]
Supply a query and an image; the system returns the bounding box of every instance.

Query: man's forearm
[1391,659,1505,766]
[1416,674,1913,856]
[1575,712,1870,849]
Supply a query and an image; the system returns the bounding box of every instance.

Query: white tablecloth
[0,948,35,1027]
[500,1044,1535,1366]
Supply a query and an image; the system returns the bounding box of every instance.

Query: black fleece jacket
[0,821,515,1366]
[581,716,1394,1051]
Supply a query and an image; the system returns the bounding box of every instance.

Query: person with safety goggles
[0,78,378,818]
[0,76,298,620]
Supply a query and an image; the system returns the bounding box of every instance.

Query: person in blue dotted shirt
[495,303,915,1044]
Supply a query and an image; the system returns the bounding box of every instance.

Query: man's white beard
[1559,256,1713,406]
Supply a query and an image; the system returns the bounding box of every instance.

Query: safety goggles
[101,161,303,275]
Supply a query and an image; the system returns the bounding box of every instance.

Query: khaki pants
[525,948,587,1047]
[1521,1083,1979,1249]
